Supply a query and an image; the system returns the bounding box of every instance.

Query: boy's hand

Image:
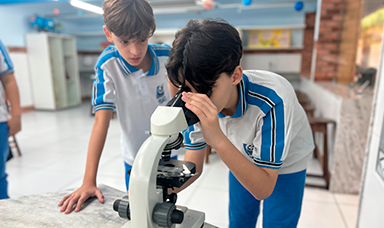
[58,184,104,214]
[7,115,21,136]
[182,92,226,147]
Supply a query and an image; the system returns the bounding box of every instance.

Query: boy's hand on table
[182,92,226,147]
[58,184,104,214]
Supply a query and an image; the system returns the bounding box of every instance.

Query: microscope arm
[129,135,171,228]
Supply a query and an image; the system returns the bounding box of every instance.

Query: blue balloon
[77,10,83,16]
[29,15,56,31]
[29,15,44,31]
[243,0,252,6]
[45,19,56,31]
[294,1,304,11]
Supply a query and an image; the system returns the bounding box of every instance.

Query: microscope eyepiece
[166,86,212,126]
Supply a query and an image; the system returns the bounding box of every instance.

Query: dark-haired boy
[58,0,173,213]
[166,19,314,228]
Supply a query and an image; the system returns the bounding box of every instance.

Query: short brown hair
[103,0,156,40]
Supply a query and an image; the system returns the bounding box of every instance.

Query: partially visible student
[0,40,22,199]
[58,0,173,213]
[166,19,314,228]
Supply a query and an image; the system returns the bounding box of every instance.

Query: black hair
[166,18,243,94]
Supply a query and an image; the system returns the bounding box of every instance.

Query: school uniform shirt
[183,70,315,174]
[92,44,172,165]
[0,40,13,123]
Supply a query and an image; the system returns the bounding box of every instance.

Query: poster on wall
[376,115,384,181]
[248,29,291,49]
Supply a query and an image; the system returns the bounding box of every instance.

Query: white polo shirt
[0,40,13,123]
[92,44,172,165]
[183,70,314,174]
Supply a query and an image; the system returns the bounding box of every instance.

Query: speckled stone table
[0,184,217,228]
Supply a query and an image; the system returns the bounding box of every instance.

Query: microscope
[113,87,211,228]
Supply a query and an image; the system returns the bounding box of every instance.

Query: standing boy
[58,0,173,213]
[166,19,314,227]
[0,40,22,199]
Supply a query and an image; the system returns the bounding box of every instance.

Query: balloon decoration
[53,8,60,15]
[294,1,304,11]
[29,15,43,30]
[29,15,57,32]
[243,0,252,6]
[202,0,215,10]
[77,10,83,16]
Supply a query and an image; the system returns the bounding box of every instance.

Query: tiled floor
[5,103,359,227]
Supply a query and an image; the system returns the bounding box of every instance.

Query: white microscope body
[115,106,205,228]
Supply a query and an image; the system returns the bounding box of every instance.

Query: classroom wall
[0,8,32,47]
[72,2,317,50]
[0,2,78,47]
[0,0,318,104]
[0,1,317,51]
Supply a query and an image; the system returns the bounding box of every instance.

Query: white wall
[358,36,384,227]
[0,8,31,47]
[9,52,34,108]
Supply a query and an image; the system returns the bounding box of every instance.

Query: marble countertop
[0,184,217,228]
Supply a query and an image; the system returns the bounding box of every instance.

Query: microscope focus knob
[153,202,184,227]
[113,196,130,220]
[171,209,184,224]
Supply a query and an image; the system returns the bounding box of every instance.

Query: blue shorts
[124,155,177,191]
[229,169,306,228]
[0,122,9,199]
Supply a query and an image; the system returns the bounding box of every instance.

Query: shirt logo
[157,84,164,98]
[157,84,166,104]
[243,143,254,156]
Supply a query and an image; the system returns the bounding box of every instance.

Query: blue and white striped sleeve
[0,40,14,77]
[91,65,116,113]
[182,123,208,150]
[252,100,286,169]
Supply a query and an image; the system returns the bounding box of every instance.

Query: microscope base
[177,206,205,228]
[121,206,205,228]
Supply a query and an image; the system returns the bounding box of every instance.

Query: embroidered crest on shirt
[157,84,166,104]
[243,143,254,157]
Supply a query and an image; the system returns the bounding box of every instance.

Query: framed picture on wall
[248,29,291,49]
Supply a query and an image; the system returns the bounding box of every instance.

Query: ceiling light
[70,0,103,15]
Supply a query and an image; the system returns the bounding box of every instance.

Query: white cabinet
[26,33,81,110]
[241,53,302,73]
